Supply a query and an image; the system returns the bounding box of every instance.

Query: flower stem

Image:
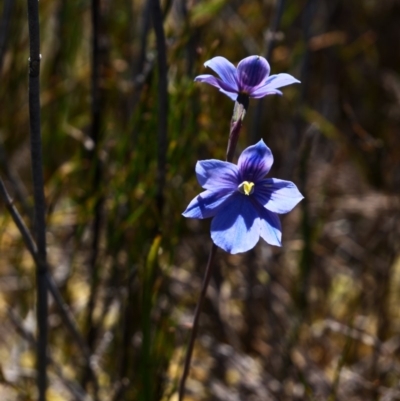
[178,244,217,401]
[226,100,246,162]
[179,99,246,400]
[26,0,48,399]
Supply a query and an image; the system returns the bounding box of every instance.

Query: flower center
[238,181,255,196]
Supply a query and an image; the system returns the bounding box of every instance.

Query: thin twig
[152,0,169,214]
[46,273,101,392]
[46,275,92,361]
[0,175,98,391]
[0,140,33,220]
[0,176,38,258]
[7,308,90,401]
[26,0,48,398]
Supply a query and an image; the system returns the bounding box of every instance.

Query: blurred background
[0,0,400,400]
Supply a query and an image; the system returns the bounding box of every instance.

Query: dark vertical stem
[267,0,286,59]
[296,130,313,309]
[112,268,137,401]
[84,0,102,397]
[87,0,101,334]
[179,100,246,400]
[127,0,152,119]
[178,0,199,76]
[26,0,48,400]
[295,0,317,309]
[151,0,168,214]
[277,1,316,390]
[91,0,100,137]
[250,0,286,143]
[141,235,162,401]
[178,244,217,401]
[137,0,152,77]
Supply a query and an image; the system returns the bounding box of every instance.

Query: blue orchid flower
[195,55,300,102]
[183,140,303,254]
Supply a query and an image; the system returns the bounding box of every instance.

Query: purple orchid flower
[183,140,303,254]
[195,55,300,103]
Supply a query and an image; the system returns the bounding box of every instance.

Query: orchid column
[179,55,301,400]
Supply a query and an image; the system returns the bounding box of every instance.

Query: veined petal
[264,73,300,89]
[183,189,234,219]
[196,160,239,190]
[204,56,238,90]
[258,206,282,246]
[254,178,304,214]
[237,56,270,90]
[211,194,260,254]
[238,140,273,182]
[219,89,238,101]
[195,74,238,94]
[250,88,283,98]
[250,73,300,97]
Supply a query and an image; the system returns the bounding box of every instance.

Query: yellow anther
[238,181,255,196]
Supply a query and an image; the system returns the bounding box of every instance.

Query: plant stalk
[26,0,48,399]
[178,244,217,401]
[179,99,246,400]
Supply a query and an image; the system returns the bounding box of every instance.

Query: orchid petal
[211,194,260,254]
[250,88,283,98]
[264,73,300,89]
[238,140,273,182]
[203,56,238,90]
[237,56,270,90]
[254,178,304,214]
[219,89,238,101]
[183,189,234,219]
[258,207,282,246]
[196,160,239,190]
[250,73,300,97]
[195,74,238,94]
